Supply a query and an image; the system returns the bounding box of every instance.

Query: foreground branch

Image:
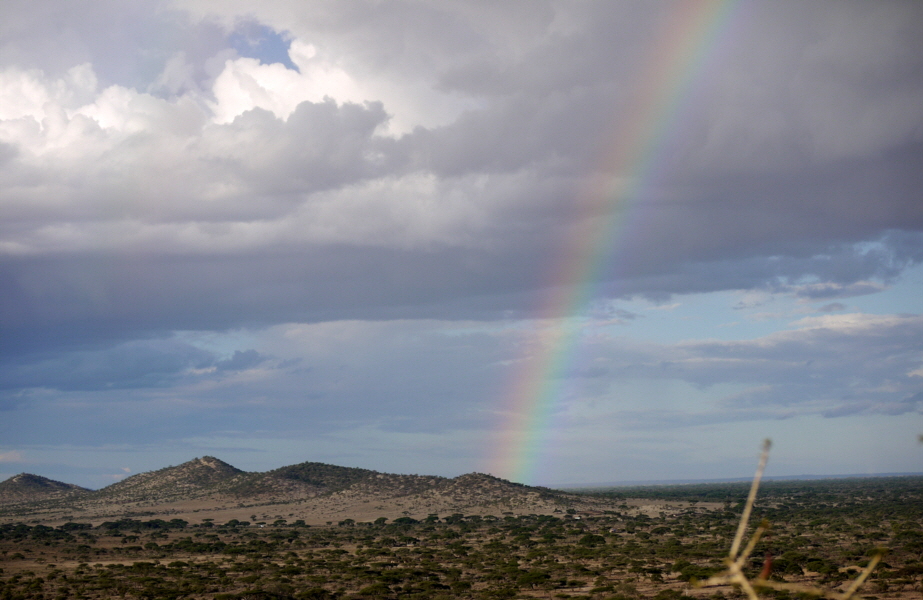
[694,440,881,600]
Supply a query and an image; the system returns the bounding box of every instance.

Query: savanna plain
[1,460,921,600]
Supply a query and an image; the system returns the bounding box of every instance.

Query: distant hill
[93,456,247,504]
[0,457,616,524]
[0,473,91,505]
[226,461,385,497]
[270,461,380,489]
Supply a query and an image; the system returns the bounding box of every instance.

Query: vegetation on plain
[1,467,920,599]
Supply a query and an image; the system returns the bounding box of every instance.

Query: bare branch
[695,440,880,600]
[729,438,770,560]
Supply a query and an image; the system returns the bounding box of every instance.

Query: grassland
[1,476,920,600]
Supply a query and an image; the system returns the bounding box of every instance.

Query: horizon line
[551,471,923,489]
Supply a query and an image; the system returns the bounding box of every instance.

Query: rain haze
[1,1,921,489]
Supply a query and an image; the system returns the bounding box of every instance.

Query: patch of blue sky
[595,263,922,346]
[565,377,750,415]
[843,261,923,315]
[229,22,298,72]
[595,291,804,345]
[720,413,923,477]
[171,329,262,363]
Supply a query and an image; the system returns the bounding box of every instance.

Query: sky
[0,1,921,490]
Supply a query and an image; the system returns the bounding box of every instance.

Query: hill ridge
[0,457,615,523]
[0,473,91,504]
[92,456,248,503]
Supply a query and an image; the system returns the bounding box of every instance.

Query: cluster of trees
[1,477,920,600]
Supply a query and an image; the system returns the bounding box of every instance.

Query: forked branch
[695,439,882,600]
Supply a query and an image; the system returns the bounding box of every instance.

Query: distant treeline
[577,474,923,503]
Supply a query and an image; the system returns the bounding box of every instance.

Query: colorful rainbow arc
[488,1,744,485]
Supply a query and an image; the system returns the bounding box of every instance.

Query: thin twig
[736,572,761,600]
[729,439,770,560]
[839,553,882,600]
[735,520,769,570]
[695,440,881,600]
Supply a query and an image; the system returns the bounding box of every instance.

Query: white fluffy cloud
[208,41,364,124]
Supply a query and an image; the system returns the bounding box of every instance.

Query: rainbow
[488,1,745,484]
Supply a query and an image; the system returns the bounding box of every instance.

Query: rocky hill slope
[0,473,91,504]
[92,456,247,504]
[0,457,616,524]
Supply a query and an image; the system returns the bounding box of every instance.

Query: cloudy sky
[1,1,921,489]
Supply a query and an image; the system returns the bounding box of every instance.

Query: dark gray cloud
[0,339,213,393]
[0,319,510,450]
[0,338,275,395]
[2,231,920,360]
